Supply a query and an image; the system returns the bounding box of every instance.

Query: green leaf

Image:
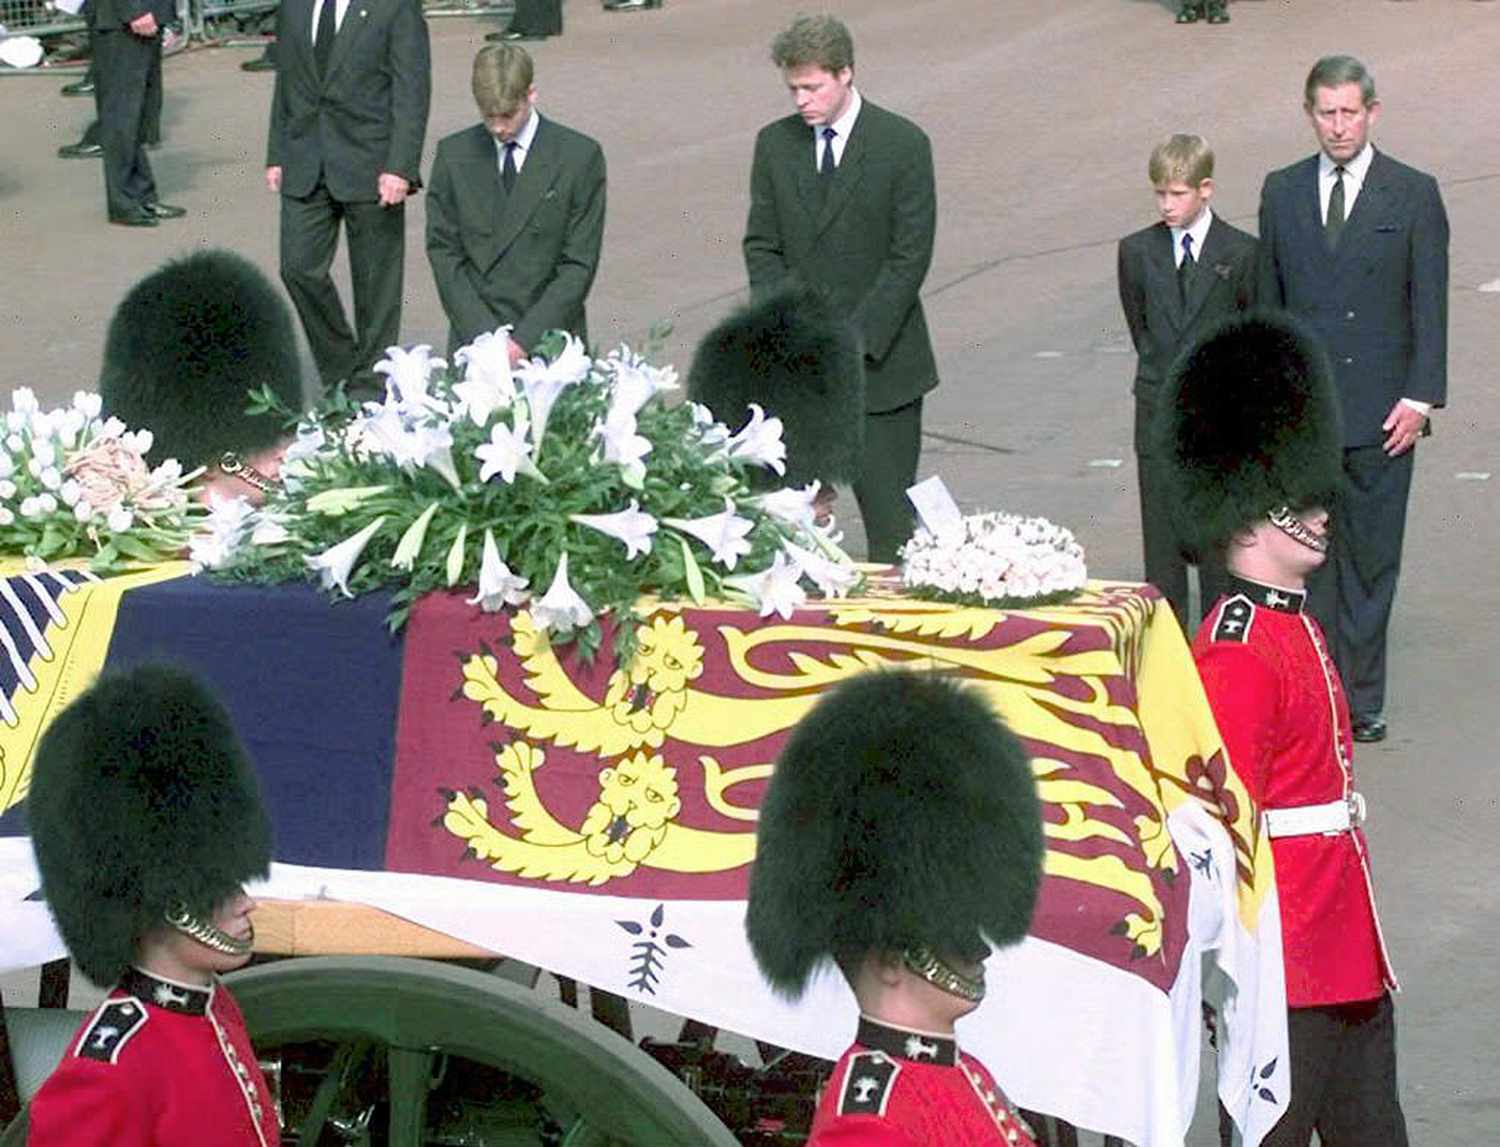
[111,533,161,562]
[679,537,706,605]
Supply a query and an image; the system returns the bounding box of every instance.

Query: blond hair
[472,43,534,117]
[1147,134,1214,187]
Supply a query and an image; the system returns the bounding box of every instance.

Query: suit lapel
[1181,218,1225,326]
[324,0,372,85]
[1149,224,1186,331]
[1331,149,1387,268]
[813,109,870,238]
[492,118,559,257]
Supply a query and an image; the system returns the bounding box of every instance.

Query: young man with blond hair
[1117,132,1256,628]
[743,13,937,563]
[426,42,606,362]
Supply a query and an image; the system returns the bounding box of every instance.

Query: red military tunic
[808,1016,1037,1147]
[1193,576,1396,1007]
[28,967,278,1147]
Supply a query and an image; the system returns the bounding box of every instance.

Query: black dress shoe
[109,209,159,227]
[61,77,95,96]
[143,201,186,219]
[604,0,661,9]
[57,140,104,159]
[1351,715,1388,743]
[241,53,277,72]
[1176,3,1201,21]
[485,29,548,40]
[1205,0,1230,22]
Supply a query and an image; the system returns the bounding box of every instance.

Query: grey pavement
[2,2,1498,1143]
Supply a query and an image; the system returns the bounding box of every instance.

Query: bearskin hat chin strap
[1267,506,1330,554]
[903,944,987,1003]
[165,901,254,958]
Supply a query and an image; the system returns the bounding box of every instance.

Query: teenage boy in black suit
[1118,133,1256,628]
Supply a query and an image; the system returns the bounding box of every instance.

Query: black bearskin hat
[27,665,272,986]
[98,249,303,468]
[746,670,1043,998]
[687,285,865,488]
[1156,309,1344,552]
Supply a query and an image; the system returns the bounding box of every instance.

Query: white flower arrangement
[0,388,201,572]
[900,510,1088,608]
[210,329,859,657]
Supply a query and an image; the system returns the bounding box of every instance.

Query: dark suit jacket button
[1345,310,1356,320]
[1341,356,1354,365]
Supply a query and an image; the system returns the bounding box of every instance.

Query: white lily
[452,329,518,426]
[476,412,546,484]
[604,351,676,424]
[445,521,469,586]
[306,517,386,598]
[570,500,658,560]
[373,344,448,412]
[250,513,291,546]
[726,403,787,474]
[754,481,822,530]
[663,498,755,570]
[391,502,440,571]
[724,552,806,620]
[468,529,531,611]
[188,494,257,571]
[515,333,589,450]
[529,551,594,632]
[688,402,731,447]
[595,410,652,489]
[782,538,859,597]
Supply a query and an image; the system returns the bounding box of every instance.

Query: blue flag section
[104,580,406,870]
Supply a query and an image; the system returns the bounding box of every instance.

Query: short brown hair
[1304,55,1376,109]
[472,43,534,117]
[770,14,854,73]
[1148,134,1214,187]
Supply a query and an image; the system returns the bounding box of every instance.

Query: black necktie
[502,142,518,193]
[1325,166,1346,250]
[314,0,336,76]
[819,127,837,176]
[1178,232,1196,303]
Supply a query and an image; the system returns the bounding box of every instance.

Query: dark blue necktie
[1178,232,1196,303]
[314,0,336,76]
[819,127,837,176]
[1325,166,1346,250]
[502,142,518,193]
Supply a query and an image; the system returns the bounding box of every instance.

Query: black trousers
[1256,995,1408,1147]
[279,185,407,389]
[92,27,161,218]
[510,0,562,34]
[1306,445,1415,719]
[1137,449,1227,632]
[853,398,922,564]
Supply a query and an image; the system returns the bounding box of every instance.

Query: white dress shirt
[811,88,862,171]
[1170,207,1215,268]
[494,108,541,177]
[310,0,350,40]
[1319,142,1374,224]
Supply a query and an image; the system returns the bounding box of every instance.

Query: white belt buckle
[1346,791,1367,829]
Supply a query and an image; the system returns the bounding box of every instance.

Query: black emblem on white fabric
[77,998,148,1064]
[838,1051,899,1117]
[616,903,692,994]
[1251,1057,1280,1105]
[1211,594,1255,643]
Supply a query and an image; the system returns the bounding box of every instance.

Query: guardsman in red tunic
[1159,310,1408,1145]
[746,671,1045,1146]
[23,665,279,1147]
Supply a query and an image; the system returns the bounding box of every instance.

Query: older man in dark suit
[265,0,431,392]
[426,43,606,362]
[1257,55,1449,744]
[1118,133,1256,627]
[89,0,180,226]
[743,13,937,563]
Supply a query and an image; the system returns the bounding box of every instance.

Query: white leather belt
[1263,793,1367,838]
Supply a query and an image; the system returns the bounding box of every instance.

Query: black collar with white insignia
[121,967,212,1015]
[856,1016,958,1066]
[1227,575,1305,614]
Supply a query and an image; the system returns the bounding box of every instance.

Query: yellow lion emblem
[579,752,682,865]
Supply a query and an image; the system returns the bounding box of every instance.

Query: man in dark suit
[426,43,606,361]
[266,0,431,393]
[1257,55,1449,743]
[89,0,181,225]
[743,13,937,563]
[1118,133,1256,628]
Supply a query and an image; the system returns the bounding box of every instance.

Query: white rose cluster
[901,510,1087,605]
